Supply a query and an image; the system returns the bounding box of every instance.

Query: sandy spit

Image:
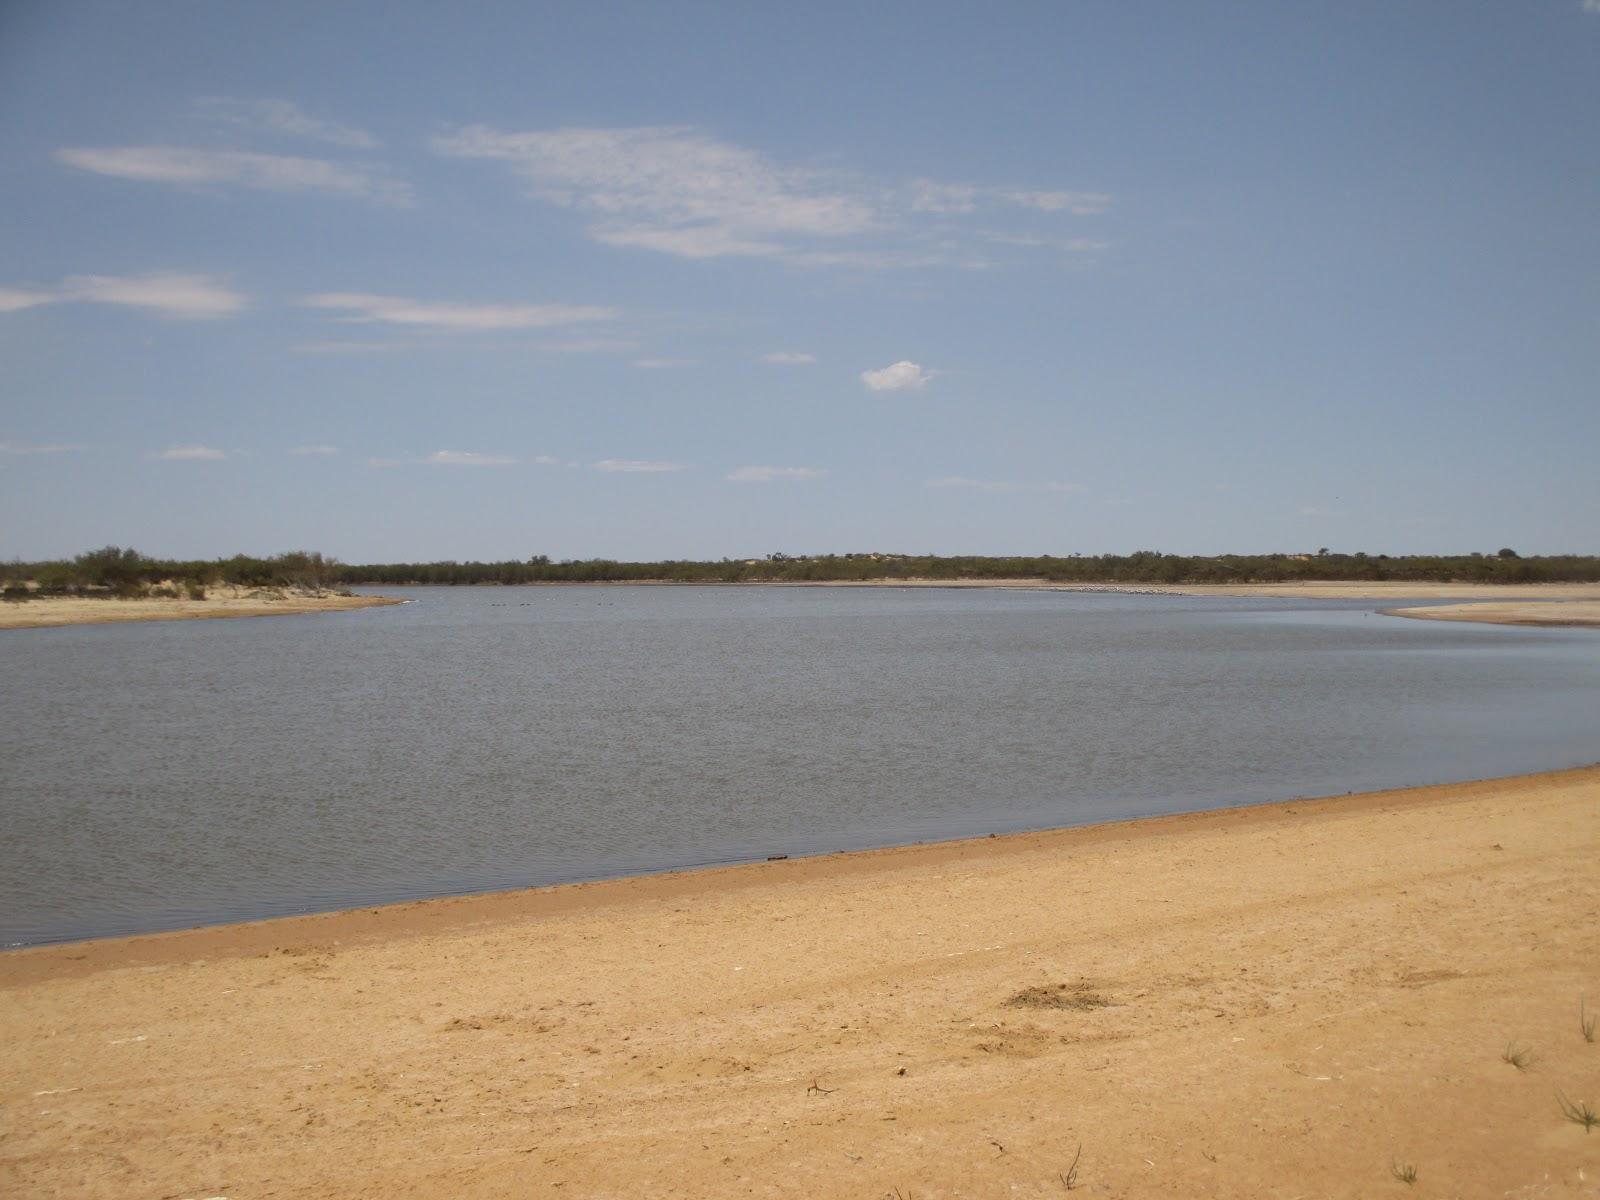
[4,767,1599,1197]
[795,579,1600,601]
[1384,600,1600,629]
[0,591,403,631]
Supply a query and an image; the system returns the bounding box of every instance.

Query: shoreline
[0,591,404,631]
[4,765,1598,1195]
[3,761,1595,970]
[352,578,1600,600]
[1383,599,1600,629]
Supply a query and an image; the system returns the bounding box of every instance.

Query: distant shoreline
[0,590,403,631]
[6,580,1599,631]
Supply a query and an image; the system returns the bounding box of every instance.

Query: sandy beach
[3,766,1598,1198]
[1385,600,1600,629]
[0,590,402,631]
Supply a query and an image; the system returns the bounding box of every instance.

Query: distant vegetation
[5,545,1599,599]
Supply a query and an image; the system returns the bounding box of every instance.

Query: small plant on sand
[1502,1042,1535,1070]
[1059,1143,1083,1190]
[1558,1092,1598,1133]
[1582,998,1596,1044]
[1390,1159,1418,1185]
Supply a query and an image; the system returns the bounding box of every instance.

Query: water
[3,586,1598,946]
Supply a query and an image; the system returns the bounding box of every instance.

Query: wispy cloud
[196,97,379,149]
[0,440,84,454]
[726,465,827,483]
[930,476,1085,495]
[593,459,686,473]
[1585,0,1600,13]
[633,357,698,369]
[290,444,339,456]
[56,145,411,205]
[65,273,247,319]
[2,273,248,320]
[761,351,816,365]
[156,444,228,461]
[302,292,619,332]
[422,450,516,466]
[433,124,1107,266]
[0,287,59,313]
[368,449,518,467]
[861,360,936,392]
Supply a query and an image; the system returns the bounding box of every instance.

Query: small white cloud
[422,450,516,466]
[726,465,827,483]
[593,459,686,473]
[532,454,580,467]
[157,444,227,461]
[303,292,618,332]
[290,444,339,456]
[63,272,247,319]
[56,145,411,205]
[196,97,379,148]
[760,351,816,365]
[1039,482,1087,494]
[1297,506,1328,517]
[1585,0,1600,12]
[861,360,935,392]
[633,357,698,369]
[0,440,83,454]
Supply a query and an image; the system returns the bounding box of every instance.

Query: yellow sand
[1386,600,1600,629]
[3,767,1598,1197]
[0,589,401,630]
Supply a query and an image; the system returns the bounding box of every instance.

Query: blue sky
[2,1,1597,561]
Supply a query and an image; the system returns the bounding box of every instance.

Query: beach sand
[3,766,1598,1197]
[0,589,402,631]
[1386,600,1600,629]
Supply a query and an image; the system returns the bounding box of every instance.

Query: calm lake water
[3,586,1598,946]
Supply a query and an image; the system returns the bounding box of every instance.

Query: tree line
[6,545,1598,597]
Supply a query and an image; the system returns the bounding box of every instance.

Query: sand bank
[0,590,402,630]
[792,579,1600,601]
[4,767,1599,1197]
[1385,600,1600,629]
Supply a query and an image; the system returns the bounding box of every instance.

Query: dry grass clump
[1006,982,1111,1011]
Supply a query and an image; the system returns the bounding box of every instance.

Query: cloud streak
[593,459,686,473]
[0,440,84,454]
[0,273,247,320]
[196,97,379,148]
[726,465,826,483]
[156,444,228,461]
[434,124,1108,266]
[56,145,411,205]
[302,292,619,332]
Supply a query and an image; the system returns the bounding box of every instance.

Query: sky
[2,1,1597,562]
